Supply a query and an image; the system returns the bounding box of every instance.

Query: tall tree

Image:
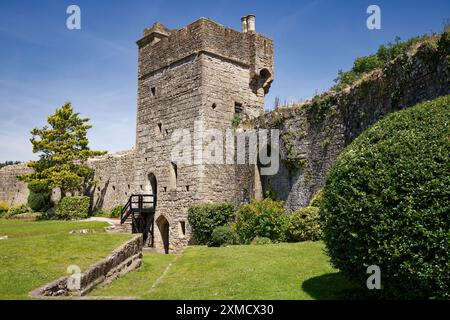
[19,103,106,197]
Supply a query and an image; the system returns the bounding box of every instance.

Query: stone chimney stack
[241,16,248,33]
[246,15,255,32]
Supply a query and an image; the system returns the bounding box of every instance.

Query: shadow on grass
[302,272,368,300]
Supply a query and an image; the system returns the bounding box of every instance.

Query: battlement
[137,17,274,91]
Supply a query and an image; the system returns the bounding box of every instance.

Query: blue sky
[0,0,449,162]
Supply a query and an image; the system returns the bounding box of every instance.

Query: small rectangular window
[151,87,156,97]
[234,102,243,114]
[179,221,186,236]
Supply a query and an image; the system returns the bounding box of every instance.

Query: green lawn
[0,219,132,300]
[91,242,362,300]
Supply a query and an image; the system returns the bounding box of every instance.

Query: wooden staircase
[120,194,156,245]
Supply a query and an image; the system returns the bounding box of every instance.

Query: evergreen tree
[19,103,106,197]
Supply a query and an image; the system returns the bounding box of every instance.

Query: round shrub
[208,226,238,247]
[110,205,123,218]
[27,181,52,212]
[287,206,322,242]
[235,198,289,244]
[251,237,272,245]
[188,203,235,245]
[55,196,90,220]
[320,95,450,299]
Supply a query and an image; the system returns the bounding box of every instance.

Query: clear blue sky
[0,0,448,162]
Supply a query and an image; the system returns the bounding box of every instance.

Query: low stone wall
[29,234,143,298]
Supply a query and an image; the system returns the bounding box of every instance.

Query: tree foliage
[19,103,106,197]
[0,161,21,170]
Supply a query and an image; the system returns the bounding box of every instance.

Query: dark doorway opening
[157,216,170,254]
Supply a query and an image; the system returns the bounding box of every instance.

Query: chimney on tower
[241,15,255,33]
[246,15,255,32]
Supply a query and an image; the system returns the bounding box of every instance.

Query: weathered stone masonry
[255,37,449,213]
[132,17,273,253]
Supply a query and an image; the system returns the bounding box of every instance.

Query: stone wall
[255,35,449,213]
[0,163,31,206]
[88,149,137,212]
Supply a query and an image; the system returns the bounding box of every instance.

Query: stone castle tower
[130,16,274,253]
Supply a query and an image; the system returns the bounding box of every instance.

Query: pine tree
[19,103,106,197]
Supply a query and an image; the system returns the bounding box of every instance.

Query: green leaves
[55,196,90,220]
[235,198,289,244]
[19,102,106,196]
[321,95,450,299]
[188,203,236,245]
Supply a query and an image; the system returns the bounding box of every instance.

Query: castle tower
[135,17,274,253]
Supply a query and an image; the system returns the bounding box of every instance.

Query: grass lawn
[0,219,132,300]
[91,242,362,300]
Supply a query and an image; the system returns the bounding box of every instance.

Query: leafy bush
[55,196,90,220]
[6,204,31,217]
[320,95,450,299]
[235,198,289,244]
[309,189,324,208]
[287,206,322,242]
[188,203,235,245]
[0,202,9,217]
[91,210,105,217]
[27,181,52,212]
[251,237,272,245]
[110,205,123,218]
[208,226,239,247]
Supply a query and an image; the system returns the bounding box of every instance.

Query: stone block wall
[87,149,137,212]
[0,163,32,206]
[134,18,274,253]
[255,36,449,213]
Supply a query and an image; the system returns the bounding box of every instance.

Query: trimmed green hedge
[208,226,238,247]
[5,204,31,218]
[188,203,235,245]
[235,198,289,244]
[56,196,90,220]
[287,206,322,242]
[321,95,450,299]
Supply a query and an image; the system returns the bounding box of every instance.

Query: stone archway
[156,215,170,254]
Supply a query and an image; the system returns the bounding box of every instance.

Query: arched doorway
[156,215,170,254]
